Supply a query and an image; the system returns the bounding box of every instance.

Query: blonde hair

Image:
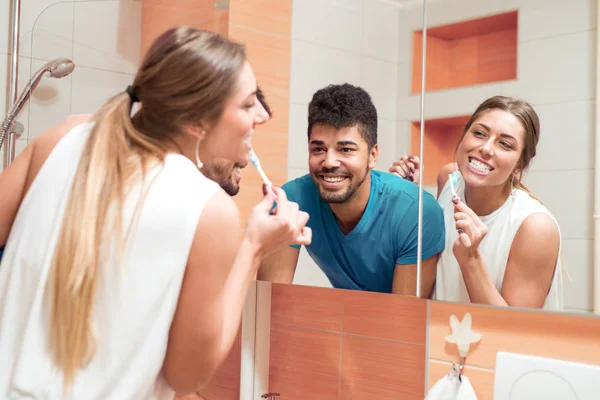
[49,26,246,385]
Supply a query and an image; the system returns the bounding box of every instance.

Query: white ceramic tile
[287,103,309,169]
[18,0,65,41]
[0,53,7,114]
[360,56,397,120]
[563,308,592,314]
[13,56,33,141]
[15,138,28,157]
[293,247,333,288]
[395,120,411,157]
[362,0,400,63]
[26,58,72,140]
[396,62,421,121]
[529,100,594,172]
[70,66,134,115]
[525,169,593,240]
[517,30,595,105]
[417,79,519,121]
[426,0,503,29]
[512,0,596,42]
[397,3,424,65]
[287,166,310,181]
[561,239,593,311]
[292,0,362,53]
[0,0,10,55]
[290,40,362,105]
[423,184,437,197]
[19,2,74,61]
[73,0,141,74]
[374,118,396,173]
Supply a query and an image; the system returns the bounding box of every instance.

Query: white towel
[425,373,478,400]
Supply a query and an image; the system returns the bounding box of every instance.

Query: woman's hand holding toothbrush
[245,186,312,259]
[389,155,420,183]
[451,196,487,263]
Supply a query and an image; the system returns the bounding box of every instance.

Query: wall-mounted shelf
[410,115,470,186]
[412,10,518,94]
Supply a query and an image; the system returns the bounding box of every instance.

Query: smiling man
[257,83,445,296]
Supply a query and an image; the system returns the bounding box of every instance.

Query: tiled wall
[140,0,228,57]
[0,0,141,171]
[413,0,597,312]
[287,0,424,288]
[228,0,292,224]
[268,283,427,399]
[428,301,600,400]
[268,284,600,399]
[286,0,597,313]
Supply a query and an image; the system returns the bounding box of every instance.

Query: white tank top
[0,123,221,399]
[434,171,564,311]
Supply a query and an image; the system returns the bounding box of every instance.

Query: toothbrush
[448,171,458,198]
[449,171,469,244]
[249,150,277,198]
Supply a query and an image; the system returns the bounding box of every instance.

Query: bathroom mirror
[248,0,432,299]
[250,0,600,319]
[412,0,598,316]
[239,0,600,318]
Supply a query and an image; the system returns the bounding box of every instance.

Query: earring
[195,138,203,169]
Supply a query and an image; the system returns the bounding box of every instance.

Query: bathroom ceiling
[379,0,428,8]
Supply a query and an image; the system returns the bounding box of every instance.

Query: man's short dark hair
[256,86,272,117]
[307,83,377,148]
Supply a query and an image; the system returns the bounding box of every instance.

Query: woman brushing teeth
[390,95,564,310]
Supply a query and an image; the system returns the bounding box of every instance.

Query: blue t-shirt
[282,170,445,293]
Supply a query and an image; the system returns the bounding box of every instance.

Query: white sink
[494,352,600,399]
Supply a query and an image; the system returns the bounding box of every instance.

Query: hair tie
[126,85,139,103]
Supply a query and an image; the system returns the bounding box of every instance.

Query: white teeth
[244,137,252,146]
[323,176,346,183]
[469,158,492,173]
[234,167,242,174]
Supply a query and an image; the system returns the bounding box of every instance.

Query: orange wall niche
[412,10,518,94]
[268,284,428,399]
[410,115,469,186]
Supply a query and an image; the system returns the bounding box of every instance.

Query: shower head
[0,57,76,152]
[48,57,75,78]
[8,57,75,118]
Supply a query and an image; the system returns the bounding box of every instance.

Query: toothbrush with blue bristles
[249,149,277,198]
[449,171,458,198]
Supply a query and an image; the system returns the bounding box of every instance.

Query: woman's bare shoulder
[26,114,93,188]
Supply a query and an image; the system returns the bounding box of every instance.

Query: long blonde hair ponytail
[48,26,246,386]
